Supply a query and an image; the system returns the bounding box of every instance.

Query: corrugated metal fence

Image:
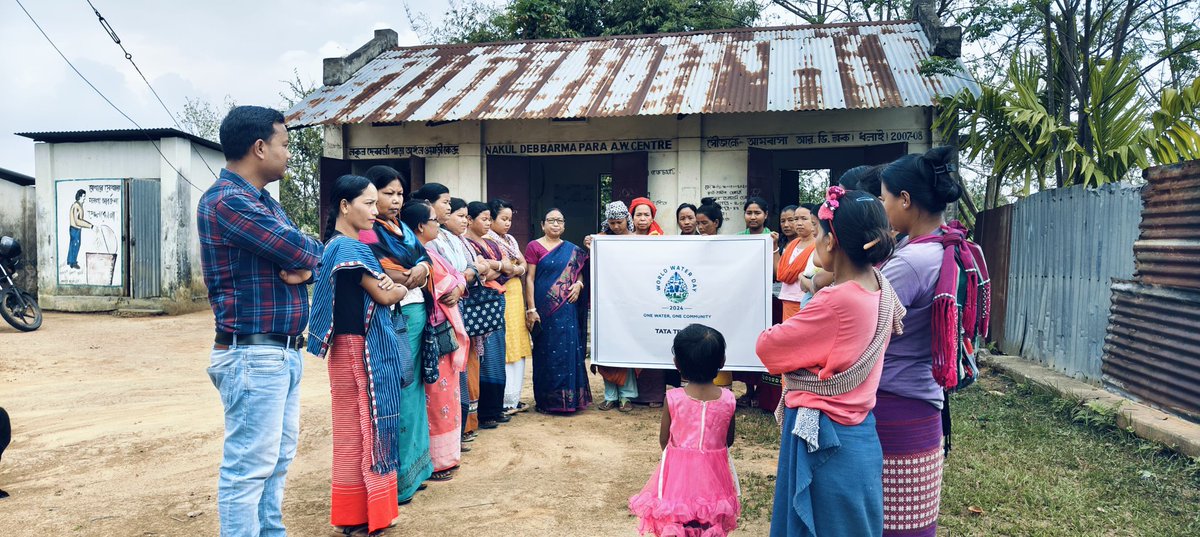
[983,183,1144,381]
[1102,161,1200,421]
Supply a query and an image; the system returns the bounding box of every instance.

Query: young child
[629,324,740,536]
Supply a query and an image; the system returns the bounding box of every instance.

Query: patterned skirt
[875,391,944,537]
[477,329,507,422]
[395,303,433,501]
[328,335,399,533]
[425,351,461,472]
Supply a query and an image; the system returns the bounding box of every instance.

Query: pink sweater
[755,281,887,426]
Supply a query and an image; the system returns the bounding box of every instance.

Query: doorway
[748,143,908,231]
[126,178,160,298]
[487,153,648,247]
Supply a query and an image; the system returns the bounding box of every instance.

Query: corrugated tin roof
[286,22,979,127]
[16,128,221,152]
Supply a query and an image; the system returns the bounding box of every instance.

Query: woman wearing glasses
[524,209,592,414]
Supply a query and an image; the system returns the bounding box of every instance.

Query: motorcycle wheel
[0,288,42,332]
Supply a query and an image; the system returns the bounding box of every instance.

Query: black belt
[215,332,305,350]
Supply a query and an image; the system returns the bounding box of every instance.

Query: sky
[0,0,452,176]
[0,1,804,177]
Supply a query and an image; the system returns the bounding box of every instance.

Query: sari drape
[529,241,592,412]
[425,248,468,471]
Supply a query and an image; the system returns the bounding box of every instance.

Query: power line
[13,0,207,194]
[83,0,220,181]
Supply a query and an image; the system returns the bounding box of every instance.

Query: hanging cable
[13,0,207,193]
[83,0,220,181]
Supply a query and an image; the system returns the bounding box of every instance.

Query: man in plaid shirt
[198,105,321,536]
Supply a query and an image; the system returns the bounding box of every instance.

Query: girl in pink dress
[629,324,741,536]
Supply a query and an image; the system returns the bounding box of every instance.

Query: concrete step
[114,307,165,318]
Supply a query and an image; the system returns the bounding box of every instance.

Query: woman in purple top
[876,146,963,537]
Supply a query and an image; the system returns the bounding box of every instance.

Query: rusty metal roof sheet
[286,22,979,127]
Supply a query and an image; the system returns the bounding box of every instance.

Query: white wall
[33,137,228,310]
[163,138,227,300]
[0,180,36,292]
[339,108,932,235]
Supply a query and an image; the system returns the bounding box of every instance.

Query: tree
[408,0,765,43]
[179,96,236,143]
[602,0,761,36]
[181,72,322,234]
[936,54,1200,207]
[279,71,322,235]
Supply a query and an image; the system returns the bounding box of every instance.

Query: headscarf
[601,200,634,234]
[360,217,428,273]
[629,197,665,235]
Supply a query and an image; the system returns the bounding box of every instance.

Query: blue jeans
[207,344,304,537]
[67,227,81,266]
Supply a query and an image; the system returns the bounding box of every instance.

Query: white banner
[590,234,772,372]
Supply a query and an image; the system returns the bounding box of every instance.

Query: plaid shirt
[198,169,322,336]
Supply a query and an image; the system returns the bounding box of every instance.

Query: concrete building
[16,128,242,313]
[0,167,37,293]
[287,10,976,247]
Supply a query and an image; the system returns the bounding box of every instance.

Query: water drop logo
[664,272,689,303]
[655,265,699,304]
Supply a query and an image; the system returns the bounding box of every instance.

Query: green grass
[732,371,1200,535]
[939,374,1200,536]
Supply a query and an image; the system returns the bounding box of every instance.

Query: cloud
[1,0,456,175]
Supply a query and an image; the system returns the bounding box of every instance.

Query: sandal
[736,394,755,408]
[428,468,456,481]
[619,400,633,412]
[338,523,369,536]
[648,402,663,408]
[597,400,616,411]
[462,432,477,442]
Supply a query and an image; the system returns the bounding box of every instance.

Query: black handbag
[420,323,440,384]
[431,318,459,355]
[419,317,461,384]
[459,280,505,337]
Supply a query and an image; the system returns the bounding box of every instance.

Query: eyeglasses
[544,218,565,224]
[427,218,439,223]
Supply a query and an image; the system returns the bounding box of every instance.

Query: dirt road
[0,312,773,535]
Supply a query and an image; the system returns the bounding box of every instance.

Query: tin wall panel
[975,203,1013,346]
[1001,183,1143,381]
[127,178,161,299]
[1102,161,1200,422]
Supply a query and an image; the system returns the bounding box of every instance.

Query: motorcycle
[0,236,42,331]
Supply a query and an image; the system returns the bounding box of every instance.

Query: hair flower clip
[818,186,846,221]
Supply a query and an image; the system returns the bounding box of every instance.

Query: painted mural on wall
[55,179,123,287]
